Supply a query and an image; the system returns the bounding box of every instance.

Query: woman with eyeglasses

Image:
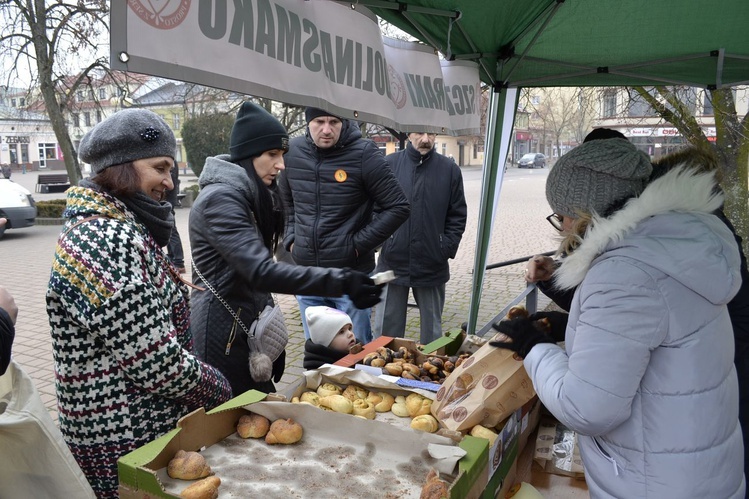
[491,138,744,498]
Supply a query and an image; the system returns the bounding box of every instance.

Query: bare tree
[0,0,109,185]
[630,86,749,254]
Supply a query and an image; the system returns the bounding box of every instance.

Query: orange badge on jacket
[334,169,347,182]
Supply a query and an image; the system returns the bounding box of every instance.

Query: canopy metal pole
[466,86,518,334]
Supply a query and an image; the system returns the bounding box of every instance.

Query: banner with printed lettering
[111,0,480,135]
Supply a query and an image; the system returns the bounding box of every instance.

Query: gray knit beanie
[546,138,653,218]
[78,108,176,174]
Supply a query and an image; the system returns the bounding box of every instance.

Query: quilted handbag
[247,304,288,362]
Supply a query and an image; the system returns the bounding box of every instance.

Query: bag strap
[58,215,105,242]
[191,257,254,338]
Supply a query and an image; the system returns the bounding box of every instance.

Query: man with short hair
[373,132,467,344]
[279,107,409,344]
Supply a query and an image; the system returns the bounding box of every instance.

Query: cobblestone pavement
[0,166,557,419]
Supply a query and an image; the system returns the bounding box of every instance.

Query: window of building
[173,113,180,129]
[703,93,714,115]
[10,98,16,107]
[628,93,656,117]
[84,112,91,126]
[72,113,80,127]
[99,88,106,99]
[96,110,102,123]
[441,143,447,156]
[20,143,29,163]
[38,143,57,168]
[530,95,541,105]
[19,97,25,107]
[77,90,85,102]
[603,90,617,117]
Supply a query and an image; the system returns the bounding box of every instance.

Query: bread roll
[300,391,321,406]
[406,393,432,417]
[368,391,395,412]
[411,414,439,433]
[167,450,213,480]
[265,418,304,444]
[420,469,449,499]
[319,394,353,414]
[352,399,376,419]
[317,382,342,397]
[470,424,498,445]
[236,413,270,439]
[383,363,403,376]
[342,385,368,401]
[180,476,221,499]
[391,401,410,417]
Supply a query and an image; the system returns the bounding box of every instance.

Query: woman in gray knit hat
[46,108,233,498]
[492,138,745,498]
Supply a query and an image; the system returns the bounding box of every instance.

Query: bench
[36,173,71,193]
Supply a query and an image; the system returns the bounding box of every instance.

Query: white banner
[112,0,480,135]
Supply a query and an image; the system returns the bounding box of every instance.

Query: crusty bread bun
[236,413,270,439]
[167,450,213,480]
[265,418,304,444]
[180,476,221,499]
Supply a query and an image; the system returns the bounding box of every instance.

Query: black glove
[272,349,286,383]
[528,311,569,342]
[343,269,383,309]
[489,317,555,359]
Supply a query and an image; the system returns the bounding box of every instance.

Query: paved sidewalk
[0,166,557,420]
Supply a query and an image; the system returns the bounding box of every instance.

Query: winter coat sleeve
[196,187,347,297]
[442,165,467,259]
[277,169,296,251]
[353,142,410,255]
[0,306,14,376]
[524,259,668,436]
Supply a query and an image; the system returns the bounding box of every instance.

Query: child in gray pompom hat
[78,108,176,173]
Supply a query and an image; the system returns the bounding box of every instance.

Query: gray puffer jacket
[189,156,348,395]
[278,120,409,273]
[525,165,744,498]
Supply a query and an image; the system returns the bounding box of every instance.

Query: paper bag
[431,335,536,432]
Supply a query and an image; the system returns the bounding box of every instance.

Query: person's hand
[0,285,18,325]
[528,311,568,342]
[489,317,555,359]
[344,269,383,309]
[525,255,556,283]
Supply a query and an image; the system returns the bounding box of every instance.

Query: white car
[0,178,36,239]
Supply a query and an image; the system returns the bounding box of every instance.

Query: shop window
[20,143,29,163]
[8,144,17,163]
[603,90,617,117]
[38,143,57,168]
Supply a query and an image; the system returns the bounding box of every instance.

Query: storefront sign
[4,136,30,144]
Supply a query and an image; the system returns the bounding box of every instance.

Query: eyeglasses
[546,213,564,231]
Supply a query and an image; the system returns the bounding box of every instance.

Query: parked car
[0,178,36,239]
[518,153,546,168]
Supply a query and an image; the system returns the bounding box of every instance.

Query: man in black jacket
[373,132,467,344]
[165,166,185,272]
[278,107,410,344]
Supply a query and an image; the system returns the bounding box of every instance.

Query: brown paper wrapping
[431,334,536,432]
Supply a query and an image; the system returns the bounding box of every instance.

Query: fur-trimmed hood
[554,164,741,304]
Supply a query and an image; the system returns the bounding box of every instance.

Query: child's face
[329,324,356,350]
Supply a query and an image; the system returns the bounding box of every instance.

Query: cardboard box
[421,328,466,356]
[118,384,492,498]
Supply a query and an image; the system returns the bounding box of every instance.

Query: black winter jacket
[189,155,350,395]
[302,339,348,370]
[278,120,409,273]
[376,144,467,287]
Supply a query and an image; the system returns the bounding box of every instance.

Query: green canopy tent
[360,0,749,333]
